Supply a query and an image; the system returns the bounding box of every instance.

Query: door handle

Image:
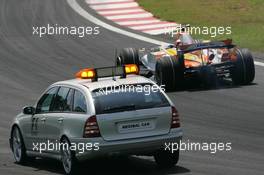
[58,117,64,123]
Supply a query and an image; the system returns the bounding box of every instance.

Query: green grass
[138,0,264,52]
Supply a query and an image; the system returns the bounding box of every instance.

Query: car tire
[200,66,217,88]
[231,48,255,85]
[116,48,140,66]
[60,137,79,175]
[11,126,29,164]
[154,148,179,168]
[155,55,184,91]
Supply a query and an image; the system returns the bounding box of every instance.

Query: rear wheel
[155,55,184,91]
[154,148,179,168]
[60,137,78,175]
[231,48,255,85]
[116,48,140,66]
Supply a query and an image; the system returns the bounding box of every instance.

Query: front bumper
[70,128,182,161]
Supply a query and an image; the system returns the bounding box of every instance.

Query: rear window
[92,84,170,114]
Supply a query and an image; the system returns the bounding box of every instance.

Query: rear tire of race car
[155,56,184,91]
[116,48,140,66]
[231,48,255,85]
[154,148,179,168]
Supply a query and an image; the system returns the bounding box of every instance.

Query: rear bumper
[70,128,182,161]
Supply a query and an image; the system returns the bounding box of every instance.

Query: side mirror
[23,106,35,115]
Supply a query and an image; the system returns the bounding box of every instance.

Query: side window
[36,87,58,113]
[64,89,74,112]
[52,87,70,112]
[73,90,87,113]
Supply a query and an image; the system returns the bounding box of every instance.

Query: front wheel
[154,148,179,168]
[11,126,28,164]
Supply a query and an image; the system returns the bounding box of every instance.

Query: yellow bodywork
[154,48,209,68]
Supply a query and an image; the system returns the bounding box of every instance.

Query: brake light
[171,106,180,128]
[83,115,101,138]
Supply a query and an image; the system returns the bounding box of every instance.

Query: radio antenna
[113,48,117,81]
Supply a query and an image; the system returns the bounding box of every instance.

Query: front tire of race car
[231,48,255,85]
[154,148,179,168]
[155,55,184,91]
[116,48,140,66]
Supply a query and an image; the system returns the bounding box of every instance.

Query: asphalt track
[0,0,264,175]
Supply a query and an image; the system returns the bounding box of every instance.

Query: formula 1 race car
[116,33,255,91]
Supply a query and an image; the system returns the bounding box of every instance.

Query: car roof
[53,75,154,92]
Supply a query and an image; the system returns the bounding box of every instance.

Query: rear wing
[179,39,235,53]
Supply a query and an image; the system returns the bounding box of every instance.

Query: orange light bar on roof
[125,64,139,75]
[75,68,96,79]
[75,64,139,81]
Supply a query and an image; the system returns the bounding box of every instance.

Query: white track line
[87,0,128,3]
[98,8,144,15]
[67,0,264,67]
[106,13,153,20]
[90,2,138,10]
[254,61,264,67]
[142,28,177,35]
[86,0,131,4]
[131,23,177,30]
[118,19,161,26]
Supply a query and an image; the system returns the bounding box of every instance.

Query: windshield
[92,84,170,114]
